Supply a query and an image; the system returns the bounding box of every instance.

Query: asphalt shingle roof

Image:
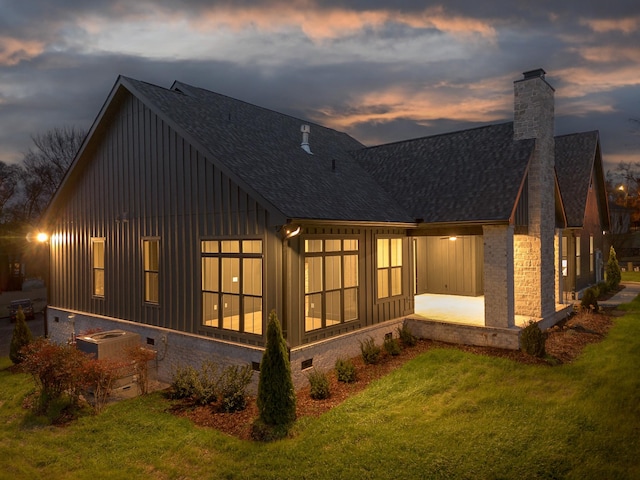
[351,123,535,223]
[119,77,601,228]
[555,131,599,228]
[123,77,413,223]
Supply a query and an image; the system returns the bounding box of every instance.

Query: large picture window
[92,238,105,297]
[304,238,359,332]
[143,239,159,304]
[201,239,263,335]
[377,237,403,299]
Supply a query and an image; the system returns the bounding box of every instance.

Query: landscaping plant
[606,245,621,290]
[335,357,357,383]
[360,336,382,364]
[520,320,546,357]
[9,306,32,364]
[254,310,296,439]
[306,368,330,400]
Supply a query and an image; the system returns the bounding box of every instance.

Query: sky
[1,1,639,174]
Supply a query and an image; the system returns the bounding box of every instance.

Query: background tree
[14,126,85,223]
[0,162,21,223]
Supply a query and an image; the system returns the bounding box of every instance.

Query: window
[377,237,403,299]
[576,236,581,277]
[143,239,159,304]
[304,238,359,332]
[561,236,568,277]
[590,236,594,273]
[92,238,105,297]
[201,239,263,335]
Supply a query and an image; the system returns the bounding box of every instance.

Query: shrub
[383,335,402,356]
[82,357,126,413]
[10,306,33,364]
[335,358,357,383]
[125,346,156,395]
[255,310,296,428]
[397,323,417,347]
[21,338,89,414]
[360,337,382,364]
[581,287,599,311]
[606,245,621,290]
[306,368,330,400]
[520,320,546,358]
[170,364,201,400]
[169,362,218,405]
[218,364,253,412]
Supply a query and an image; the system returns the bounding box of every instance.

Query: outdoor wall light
[36,232,49,243]
[449,236,457,241]
[282,225,302,240]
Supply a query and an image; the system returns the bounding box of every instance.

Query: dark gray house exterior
[43,69,609,386]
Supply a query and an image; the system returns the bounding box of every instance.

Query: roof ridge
[356,121,514,152]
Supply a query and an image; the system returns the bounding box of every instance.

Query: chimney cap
[522,68,546,80]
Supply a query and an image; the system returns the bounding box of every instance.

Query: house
[42,68,609,386]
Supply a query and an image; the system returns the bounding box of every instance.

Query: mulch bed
[169,309,615,441]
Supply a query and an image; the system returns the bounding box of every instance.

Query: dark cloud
[0,0,638,169]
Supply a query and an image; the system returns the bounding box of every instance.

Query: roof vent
[300,125,313,154]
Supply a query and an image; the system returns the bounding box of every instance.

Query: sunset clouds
[0,1,638,168]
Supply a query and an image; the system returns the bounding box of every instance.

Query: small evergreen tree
[606,245,621,290]
[10,306,33,364]
[256,310,296,426]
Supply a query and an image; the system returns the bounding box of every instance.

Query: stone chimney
[513,68,556,319]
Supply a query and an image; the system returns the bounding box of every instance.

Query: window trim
[91,237,105,298]
[142,237,160,305]
[201,238,264,336]
[303,237,360,333]
[376,236,403,301]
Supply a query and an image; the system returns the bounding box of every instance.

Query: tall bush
[606,245,621,290]
[256,310,296,426]
[9,306,33,364]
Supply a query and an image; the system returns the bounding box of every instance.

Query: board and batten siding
[49,93,282,345]
[289,226,413,346]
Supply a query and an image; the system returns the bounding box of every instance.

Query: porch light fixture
[36,232,49,243]
[282,225,302,240]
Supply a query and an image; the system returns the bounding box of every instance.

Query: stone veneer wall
[513,71,556,319]
[483,224,515,328]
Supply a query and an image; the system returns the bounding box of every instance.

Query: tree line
[0,127,85,226]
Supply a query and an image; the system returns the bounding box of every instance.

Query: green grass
[621,270,640,282]
[2,309,640,479]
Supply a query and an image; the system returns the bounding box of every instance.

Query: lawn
[621,270,640,283]
[1,308,639,479]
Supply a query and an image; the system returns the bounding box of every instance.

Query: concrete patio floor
[413,293,570,328]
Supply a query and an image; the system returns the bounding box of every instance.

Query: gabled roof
[351,122,535,223]
[555,130,609,229]
[121,78,414,224]
[46,76,607,232]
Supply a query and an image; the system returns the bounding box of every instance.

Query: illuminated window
[377,237,403,299]
[576,236,581,277]
[92,238,105,297]
[304,238,359,332]
[562,237,568,277]
[590,236,594,273]
[143,239,159,304]
[201,239,263,335]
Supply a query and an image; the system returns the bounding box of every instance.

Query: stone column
[483,224,515,328]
